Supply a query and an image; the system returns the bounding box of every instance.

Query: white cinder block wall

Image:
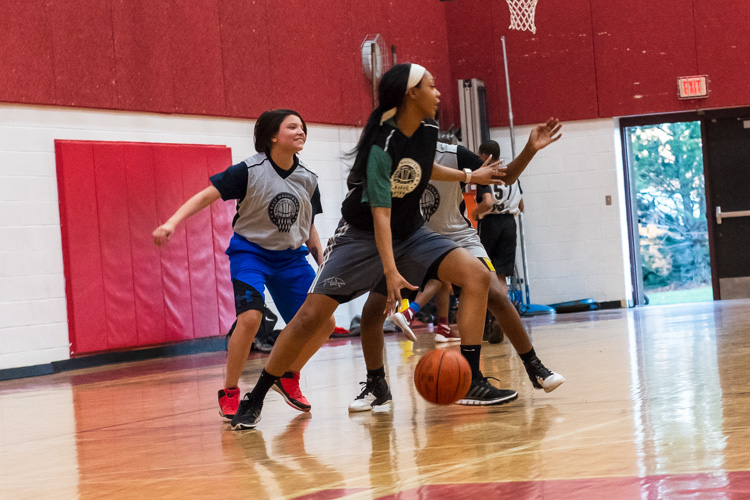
[1,104,633,372]
[0,103,362,370]
[487,118,633,306]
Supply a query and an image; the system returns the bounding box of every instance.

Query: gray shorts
[310,220,458,303]
[442,226,489,260]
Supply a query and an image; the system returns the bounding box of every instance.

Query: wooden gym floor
[1,299,749,499]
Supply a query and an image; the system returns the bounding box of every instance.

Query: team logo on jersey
[322,277,345,288]
[420,184,441,222]
[391,158,421,198]
[268,192,300,232]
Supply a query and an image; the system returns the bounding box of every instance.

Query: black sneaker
[455,376,518,406]
[231,394,263,430]
[524,358,566,393]
[348,376,392,412]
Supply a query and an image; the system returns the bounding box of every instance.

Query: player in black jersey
[153,109,331,423]
[231,63,512,429]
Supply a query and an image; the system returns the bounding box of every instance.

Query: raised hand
[529,117,563,152]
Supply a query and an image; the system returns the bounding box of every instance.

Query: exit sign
[677,75,709,99]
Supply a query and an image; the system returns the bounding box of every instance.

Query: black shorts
[477,213,517,276]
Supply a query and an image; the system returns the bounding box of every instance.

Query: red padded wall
[56,140,234,356]
[124,145,168,347]
[0,0,56,103]
[0,0,453,126]
[445,0,599,127]
[694,0,750,110]
[170,0,226,116]
[93,144,139,350]
[591,0,699,117]
[444,0,750,125]
[47,0,117,109]
[111,0,175,113]
[55,144,108,354]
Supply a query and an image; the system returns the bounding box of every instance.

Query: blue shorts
[226,234,316,322]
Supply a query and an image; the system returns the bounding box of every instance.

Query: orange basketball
[414,349,472,405]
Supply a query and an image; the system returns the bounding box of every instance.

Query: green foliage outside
[629,122,713,301]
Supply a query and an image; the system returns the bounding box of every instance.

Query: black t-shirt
[341,119,439,238]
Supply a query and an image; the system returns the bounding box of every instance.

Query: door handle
[716,206,750,224]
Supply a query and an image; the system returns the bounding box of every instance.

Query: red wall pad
[55,140,235,356]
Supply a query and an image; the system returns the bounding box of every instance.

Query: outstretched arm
[502,117,563,185]
[152,185,222,246]
[432,154,506,185]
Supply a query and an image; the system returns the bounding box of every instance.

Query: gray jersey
[421,143,482,237]
[210,152,321,251]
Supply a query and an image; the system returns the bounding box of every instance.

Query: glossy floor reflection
[2,300,750,499]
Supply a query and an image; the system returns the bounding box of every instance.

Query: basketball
[414,349,472,405]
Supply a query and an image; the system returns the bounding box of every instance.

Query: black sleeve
[476,184,492,202]
[209,162,249,201]
[456,145,484,171]
[311,185,323,222]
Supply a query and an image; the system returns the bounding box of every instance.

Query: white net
[506,0,539,34]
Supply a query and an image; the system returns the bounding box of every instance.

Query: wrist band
[463,168,472,183]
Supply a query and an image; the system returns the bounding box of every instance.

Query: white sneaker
[348,378,393,412]
[391,311,417,342]
[525,358,566,393]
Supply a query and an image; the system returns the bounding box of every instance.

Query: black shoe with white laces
[231,394,263,430]
[348,376,392,412]
[524,358,566,393]
[455,376,518,406]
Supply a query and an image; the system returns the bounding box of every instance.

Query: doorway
[622,118,713,306]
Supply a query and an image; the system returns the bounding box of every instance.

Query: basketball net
[506,0,538,34]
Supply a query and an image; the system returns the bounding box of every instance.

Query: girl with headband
[230,63,511,430]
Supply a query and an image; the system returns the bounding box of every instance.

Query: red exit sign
[677,75,709,99]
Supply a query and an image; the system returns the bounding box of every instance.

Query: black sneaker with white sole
[348,376,393,412]
[231,394,263,430]
[455,376,518,406]
[524,358,566,393]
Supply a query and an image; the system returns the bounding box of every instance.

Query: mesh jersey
[209,152,322,251]
[341,119,438,238]
[421,143,484,236]
[477,180,523,216]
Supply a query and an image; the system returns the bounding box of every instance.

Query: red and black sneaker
[272,372,311,412]
[218,386,241,420]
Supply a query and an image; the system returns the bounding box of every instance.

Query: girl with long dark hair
[231,63,511,430]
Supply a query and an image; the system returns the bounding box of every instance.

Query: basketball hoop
[506,0,538,34]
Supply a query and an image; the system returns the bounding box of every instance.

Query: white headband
[381,64,427,124]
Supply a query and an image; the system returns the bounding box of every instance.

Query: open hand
[471,155,507,185]
[529,118,563,152]
[384,269,418,315]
